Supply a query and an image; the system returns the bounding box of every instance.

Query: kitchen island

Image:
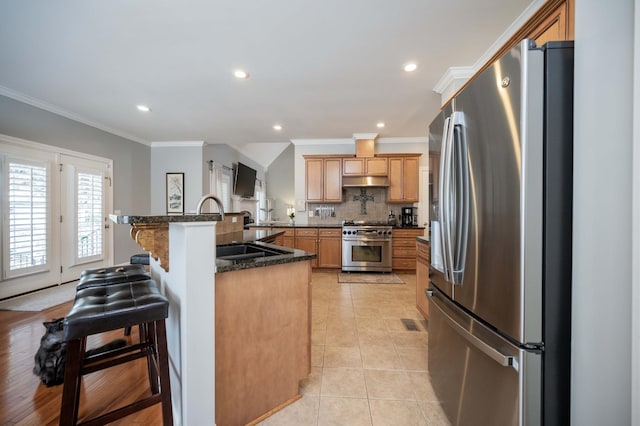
[110,214,315,426]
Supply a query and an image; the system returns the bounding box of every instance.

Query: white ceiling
[0,0,535,166]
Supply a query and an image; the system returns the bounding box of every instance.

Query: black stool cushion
[77,264,150,290]
[130,253,150,265]
[64,280,168,341]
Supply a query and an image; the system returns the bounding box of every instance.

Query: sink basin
[216,243,289,261]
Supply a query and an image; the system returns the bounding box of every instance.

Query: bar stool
[76,264,152,337]
[59,279,173,426]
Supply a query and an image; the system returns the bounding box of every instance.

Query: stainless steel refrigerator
[426,40,573,425]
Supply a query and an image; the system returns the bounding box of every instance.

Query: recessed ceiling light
[273,124,283,131]
[136,105,151,112]
[376,122,385,128]
[234,69,249,79]
[403,62,418,72]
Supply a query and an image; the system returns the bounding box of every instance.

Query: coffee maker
[400,207,417,227]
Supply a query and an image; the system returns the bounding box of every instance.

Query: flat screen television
[233,162,257,198]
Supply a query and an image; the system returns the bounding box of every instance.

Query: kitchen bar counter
[110,214,315,273]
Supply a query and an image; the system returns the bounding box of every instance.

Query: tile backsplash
[308,187,412,224]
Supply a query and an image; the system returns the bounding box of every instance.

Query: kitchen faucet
[196,194,225,220]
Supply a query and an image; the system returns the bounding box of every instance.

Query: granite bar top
[109,213,223,224]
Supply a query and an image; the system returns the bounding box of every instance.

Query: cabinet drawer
[416,241,430,258]
[273,227,294,237]
[393,258,416,270]
[393,229,424,238]
[393,247,416,258]
[318,228,341,237]
[295,228,319,237]
[393,238,418,247]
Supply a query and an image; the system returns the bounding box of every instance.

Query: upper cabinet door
[365,157,388,176]
[323,158,343,202]
[388,155,420,203]
[342,157,388,176]
[342,158,365,176]
[305,158,324,202]
[305,157,343,203]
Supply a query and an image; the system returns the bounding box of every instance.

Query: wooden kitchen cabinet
[295,228,318,268]
[416,238,430,320]
[392,228,424,270]
[342,157,388,176]
[387,155,420,203]
[305,156,342,203]
[274,228,294,248]
[530,0,571,45]
[317,228,342,268]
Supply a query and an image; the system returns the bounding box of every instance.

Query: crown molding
[290,138,353,146]
[377,137,428,144]
[150,141,205,148]
[432,0,546,105]
[0,85,150,145]
[352,133,378,140]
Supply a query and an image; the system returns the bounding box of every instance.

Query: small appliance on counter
[400,207,417,227]
[387,210,396,226]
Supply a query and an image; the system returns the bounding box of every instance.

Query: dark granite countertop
[215,240,315,273]
[110,213,223,224]
[416,236,430,244]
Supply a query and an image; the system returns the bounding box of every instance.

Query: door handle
[430,292,515,369]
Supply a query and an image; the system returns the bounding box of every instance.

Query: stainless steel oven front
[341,223,392,272]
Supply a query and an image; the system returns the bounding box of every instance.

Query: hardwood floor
[0,300,162,425]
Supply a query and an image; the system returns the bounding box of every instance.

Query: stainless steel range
[341,221,393,272]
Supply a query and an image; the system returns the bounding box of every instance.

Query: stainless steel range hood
[342,175,389,187]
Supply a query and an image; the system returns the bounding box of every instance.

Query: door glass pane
[8,161,48,270]
[76,171,102,258]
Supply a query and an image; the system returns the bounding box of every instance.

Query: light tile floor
[258,271,450,426]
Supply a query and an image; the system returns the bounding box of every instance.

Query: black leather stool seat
[129,253,150,265]
[77,265,150,290]
[60,279,172,425]
[64,280,167,340]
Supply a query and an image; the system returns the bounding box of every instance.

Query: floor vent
[401,318,419,331]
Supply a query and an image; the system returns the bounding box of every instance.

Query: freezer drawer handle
[430,293,515,368]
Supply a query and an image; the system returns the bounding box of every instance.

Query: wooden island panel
[215,260,312,426]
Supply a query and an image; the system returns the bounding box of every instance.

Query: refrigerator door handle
[449,111,470,285]
[430,292,515,369]
[441,115,455,283]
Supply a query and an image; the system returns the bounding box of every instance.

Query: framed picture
[166,172,184,214]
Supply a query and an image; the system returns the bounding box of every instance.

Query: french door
[59,154,112,283]
[0,136,113,299]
